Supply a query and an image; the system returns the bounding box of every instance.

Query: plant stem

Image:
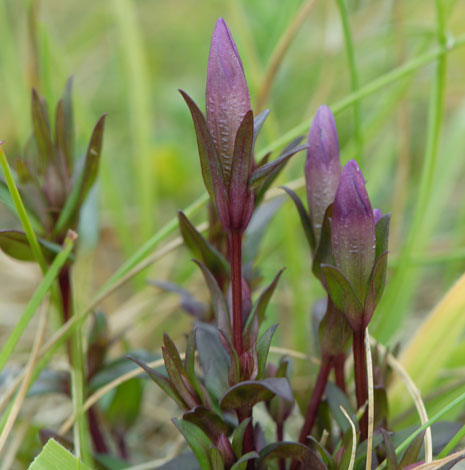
[298,355,333,444]
[237,408,254,470]
[229,230,243,356]
[353,328,368,441]
[277,423,285,470]
[334,353,346,393]
[88,405,109,454]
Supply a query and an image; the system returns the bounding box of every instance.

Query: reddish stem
[353,328,368,441]
[88,405,109,454]
[229,230,243,356]
[298,355,333,444]
[334,353,346,393]
[237,408,254,470]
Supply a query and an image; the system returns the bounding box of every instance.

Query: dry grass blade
[370,335,433,463]
[0,303,48,453]
[365,329,374,470]
[269,345,319,364]
[340,405,357,470]
[410,450,465,470]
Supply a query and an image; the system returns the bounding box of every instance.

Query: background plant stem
[353,328,368,441]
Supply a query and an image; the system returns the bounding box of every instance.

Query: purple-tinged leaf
[220,377,293,410]
[256,324,278,378]
[399,430,425,469]
[178,211,229,280]
[325,382,359,433]
[381,429,398,470]
[127,355,187,410]
[172,418,213,470]
[162,333,199,409]
[312,204,333,282]
[194,260,231,337]
[281,186,316,253]
[266,356,295,426]
[232,418,251,459]
[31,88,54,168]
[364,251,389,326]
[321,264,364,331]
[257,442,327,470]
[180,90,230,228]
[217,328,240,385]
[229,110,254,231]
[305,105,341,240]
[217,433,235,468]
[55,79,74,175]
[206,18,250,182]
[150,280,208,320]
[54,100,71,181]
[183,406,228,443]
[245,268,285,331]
[195,324,230,399]
[331,160,375,300]
[375,213,391,259]
[249,143,307,187]
[253,109,270,149]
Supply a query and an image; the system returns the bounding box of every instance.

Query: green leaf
[398,430,424,469]
[178,211,229,280]
[281,186,316,253]
[230,451,259,470]
[307,436,334,470]
[183,406,227,442]
[375,213,391,260]
[220,378,293,410]
[231,418,251,459]
[364,251,389,324]
[28,439,94,470]
[245,269,284,331]
[256,324,278,378]
[257,442,327,470]
[184,329,204,401]
[31,88,54,168]
[54,77,74,172]
[321,264,364,331]
[325,382,358,433]
[172,418,213,470]
[210,447,225,470]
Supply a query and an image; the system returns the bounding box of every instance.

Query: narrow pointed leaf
[245,268,285,331]
[183,406,228,442]
[232,418,251,459]
[178,211,229,279]
[381,429,399,470]
[184,329,204,400]
[375,213,391,259]
[399,430,425,469]
[253,109,270,148]
[364,250,389,325]
[210,447,225,470]
[256,324,278,378]
[325,382,359,433]
[172,418,213,470]
[31,89,53,167]
[194,260,231,337]
[321,264,364,331]
[249,143,307,186]
[312,204,333,282]
[127,355,187,409]
[282,186,316,252]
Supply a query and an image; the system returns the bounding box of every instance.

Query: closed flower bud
[305,105,341,240]
[331,160,375,300]
[206,18,250,183]
[216,433,235,468]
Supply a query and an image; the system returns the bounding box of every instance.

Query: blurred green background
[2,0,465,465]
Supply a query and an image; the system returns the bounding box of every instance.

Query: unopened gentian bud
[373,208,382,224]
[206,18,250,182]
[305,105,341,240]
[331,160,375,299]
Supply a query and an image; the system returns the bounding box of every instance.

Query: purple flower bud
[331,160,376,300]
[206,18,251,182]
[305,105,341,240]
[216,433,235,468]
[373,208,382,224]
